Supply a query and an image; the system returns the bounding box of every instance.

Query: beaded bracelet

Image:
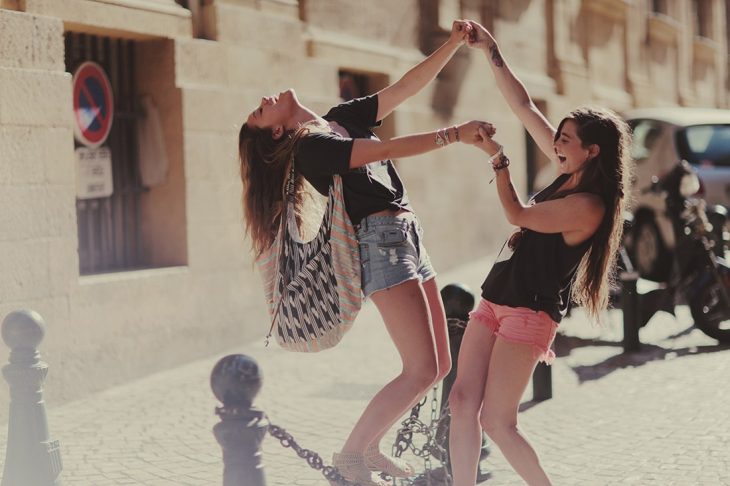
[488,151,510,184]
[492,153,510,171]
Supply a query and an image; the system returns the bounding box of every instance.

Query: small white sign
[76,146,114,199]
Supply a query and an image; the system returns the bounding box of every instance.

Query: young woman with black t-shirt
[446,21,633,486]
[239,21,492,486]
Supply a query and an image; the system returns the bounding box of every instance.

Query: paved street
[1,256,729,485]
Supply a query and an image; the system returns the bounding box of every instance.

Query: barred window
[66,33,145,275]
[66,33,186,275]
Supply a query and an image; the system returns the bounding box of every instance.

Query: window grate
[65,33,145,275]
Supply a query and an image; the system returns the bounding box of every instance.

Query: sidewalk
[1,256,729,485]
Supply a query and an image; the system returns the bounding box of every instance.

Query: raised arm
[349,120,491,169]
[466,20,558,162]
[375,20,470,121]
[474,127,604,238]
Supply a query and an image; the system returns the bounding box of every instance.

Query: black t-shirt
[294,95,410,225]
[481,175,593,323]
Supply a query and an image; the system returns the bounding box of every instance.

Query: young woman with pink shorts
[447,20,634,486]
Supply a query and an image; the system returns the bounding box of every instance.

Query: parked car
[624,107,730,281]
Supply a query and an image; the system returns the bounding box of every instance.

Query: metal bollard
[211,354,269,486]
[438,284,490,481]
[439,282,475,405]
[2,310,63,486]
[532,362,552,401]
[620,270,641,352]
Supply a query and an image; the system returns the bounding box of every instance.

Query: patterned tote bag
[256,164,362,352]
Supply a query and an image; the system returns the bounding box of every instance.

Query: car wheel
[631,216,670,281]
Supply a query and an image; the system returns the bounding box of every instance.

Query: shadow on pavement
[554,332,730,384]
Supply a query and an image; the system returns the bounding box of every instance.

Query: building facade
[1,0,728,418]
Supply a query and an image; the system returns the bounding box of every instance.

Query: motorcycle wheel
[631,216,670,282]
[689,277,730,343]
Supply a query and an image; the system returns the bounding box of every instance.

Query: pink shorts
[469,299,558,365]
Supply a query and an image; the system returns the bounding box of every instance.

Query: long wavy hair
[550,107,633,321]
[238,120,326,257]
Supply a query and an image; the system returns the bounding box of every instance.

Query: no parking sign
[72,61,114,148]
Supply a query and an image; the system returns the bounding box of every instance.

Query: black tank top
[481,174,593,323]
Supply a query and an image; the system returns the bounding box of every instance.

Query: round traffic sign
[72,61,114,148]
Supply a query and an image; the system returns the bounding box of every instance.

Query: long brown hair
[552,107,633,321]
[238,121,323,257]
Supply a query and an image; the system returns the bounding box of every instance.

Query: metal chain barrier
[391,385,452,486]
[267,423,362,486]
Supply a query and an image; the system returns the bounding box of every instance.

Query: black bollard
[212,354,269,486]
[2,310,63,486]
[438,284,490,482]
[532,362,552,401]
[620,270,641,352]
[439,283,475,405]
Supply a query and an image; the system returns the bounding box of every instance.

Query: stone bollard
[2,310,63,486]
[211,354,269,486]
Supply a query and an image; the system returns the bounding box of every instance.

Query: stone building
[0,0,728,418]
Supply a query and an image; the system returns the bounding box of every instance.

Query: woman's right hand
[464,20,496,51]
[447,20,473,46]
[475,126,502,157]
[457,120,495,145]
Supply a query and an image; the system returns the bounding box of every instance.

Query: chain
[392,396,426,461]
[267,423,361,486]
[388,316,470,486]
[389,385,453,486]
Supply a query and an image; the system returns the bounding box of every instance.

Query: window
[630,120,663,162]
[66,34,185,275]
[338,71,370,101]
[66,33,145,275]
[678,125,730,167]
[692,0,712,38]
[651,0,668,14]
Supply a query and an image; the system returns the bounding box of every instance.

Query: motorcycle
[623,160,730,343]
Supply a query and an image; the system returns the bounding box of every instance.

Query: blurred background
[1,0,729,422]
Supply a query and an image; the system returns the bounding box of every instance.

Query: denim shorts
[356,212,437,298]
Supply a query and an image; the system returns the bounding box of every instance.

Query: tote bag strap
[265,159,297,346]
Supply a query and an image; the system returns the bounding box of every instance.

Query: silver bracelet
[487,145,504,164]
[435,129,447,147]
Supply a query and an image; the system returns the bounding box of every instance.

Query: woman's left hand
[448,20,473,46]
[457,120,496,145]
[476,126,502,156]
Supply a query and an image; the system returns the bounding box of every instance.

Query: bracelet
[487,145,503,164]
[492,153,510,171]
[435,128,447,147]
[488,154,510,184]
[444,127,451,145]
[453,125,460,142]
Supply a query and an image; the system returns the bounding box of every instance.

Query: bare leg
[340,278,440,453]
[480,338,552,486]
[367,277,451,448]
[448,319,497,486]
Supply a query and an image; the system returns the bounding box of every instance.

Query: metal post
[211,354,269,486]
[438,284,490,482]
[621,270,641,352]
[439,283,475,405]
[2,310,63,486]
[532,362,552,401]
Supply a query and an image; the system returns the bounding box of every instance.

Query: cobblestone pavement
[1,256,729,485]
